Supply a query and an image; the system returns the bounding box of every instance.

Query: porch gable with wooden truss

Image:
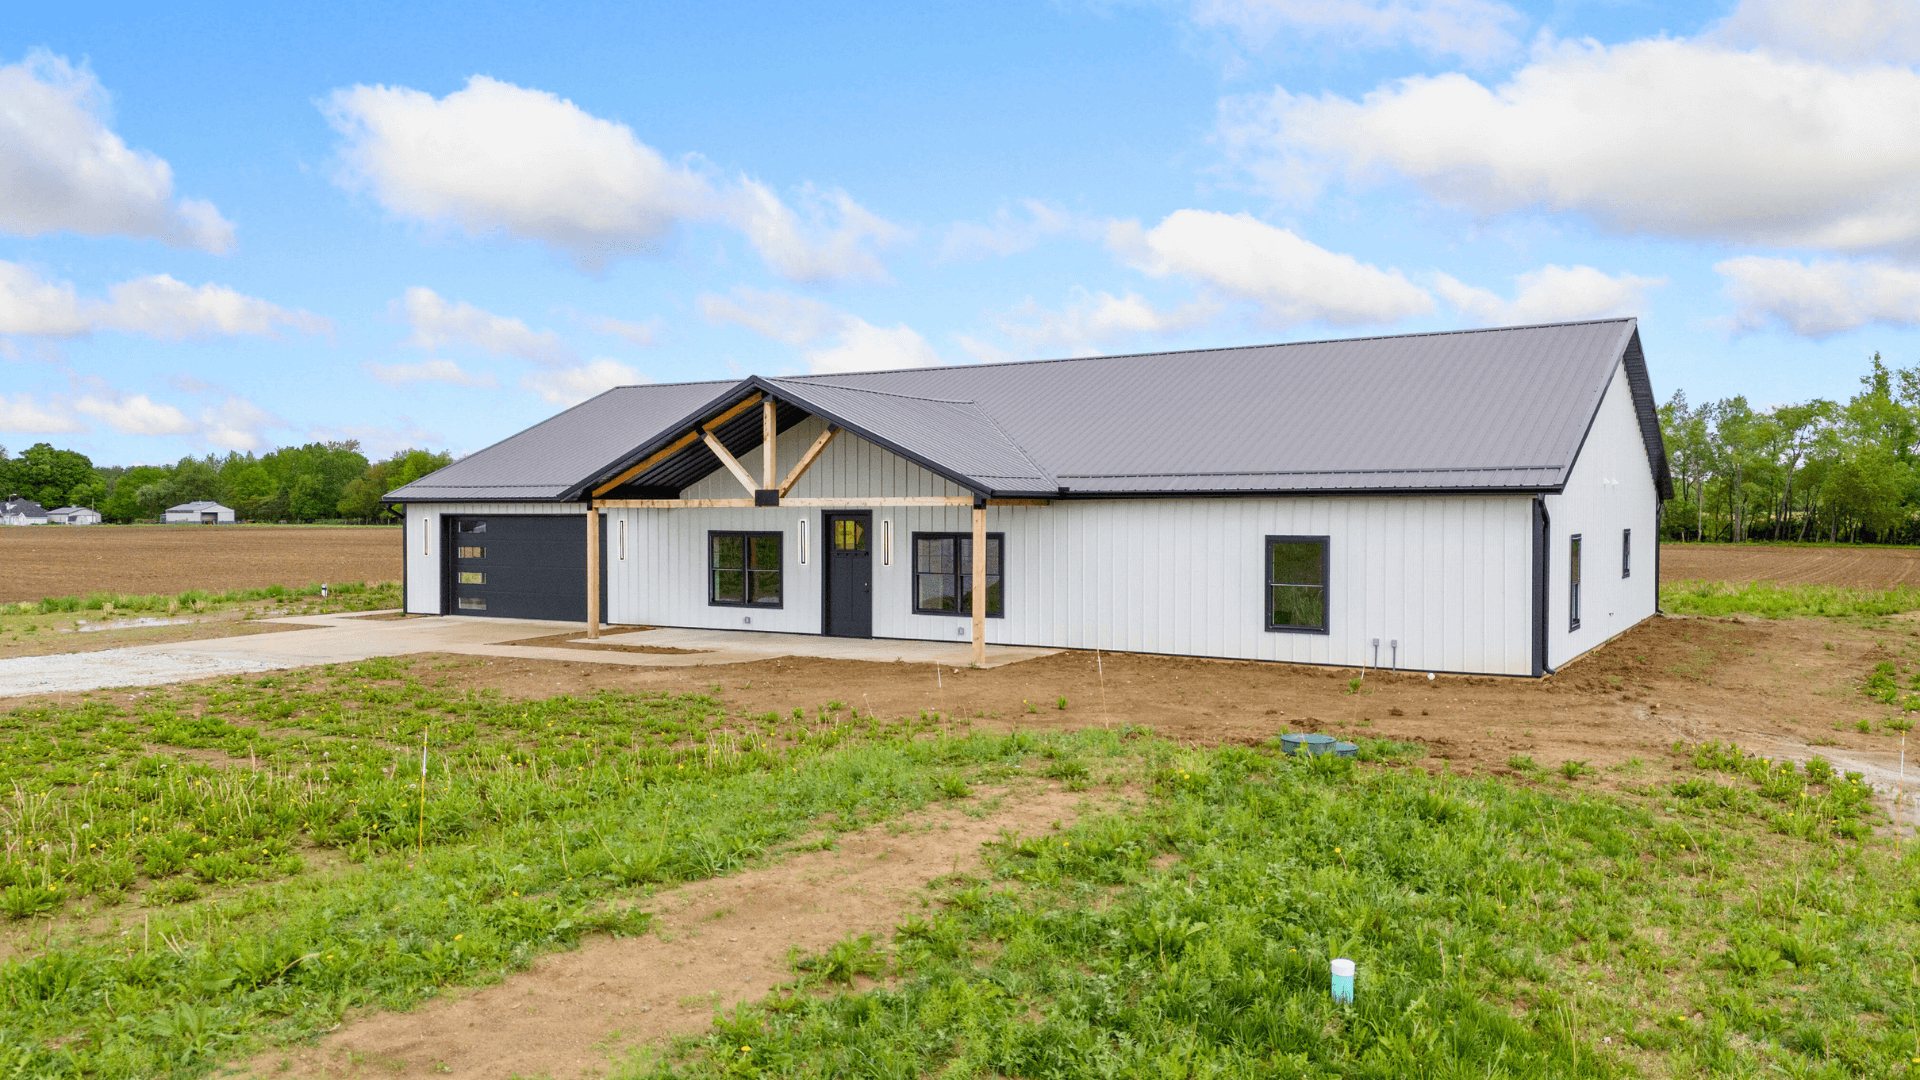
[573,378,1052,662]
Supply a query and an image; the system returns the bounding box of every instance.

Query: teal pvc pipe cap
[1304,733,1336,755]
[1333,741,1358,758]
[1330,957,1355,1003]
[1279,733,1308,755]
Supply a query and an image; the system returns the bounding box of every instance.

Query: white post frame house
[386,319,1672,677]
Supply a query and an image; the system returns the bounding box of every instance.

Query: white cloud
[396,286,572,365]
[363,358,498,388]
[941,200,1086,261]
[700,286,848,347]
[520,358,645,405]
[587,314,662,348]
[1717,256,1920,338]
[1001,289,1225,354]
[802,319,941,375]
[0,393,84,434]
[1225,35,1920,254]
[73,391,196,436]
[0,51,234,252]
[698,286,939,373]
[1109,210,1433,326]
[1193,0,1524,64]
[1709,0,1920,65]
[100,276,331,340]
[1432,264,1665,326]
[326,76,901,279]
[954,334,1019,366]
[0,261,328,342]
[308,422,448,458]
[197,396,286,451]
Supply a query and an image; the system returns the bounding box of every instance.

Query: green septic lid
[1334,742,1359,758]
[1304,733,1336,755]
[1279,733,1308,754]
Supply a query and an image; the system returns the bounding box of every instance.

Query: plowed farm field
[0,525,402,602]
[1660,542,1920,588]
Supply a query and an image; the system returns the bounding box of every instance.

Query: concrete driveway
[0,612,1057,698]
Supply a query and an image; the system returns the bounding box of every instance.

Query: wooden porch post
[586,505,601,639]
[971,504,986,666]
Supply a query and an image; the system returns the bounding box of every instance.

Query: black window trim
[1264,534,1330,635]
[1621,527,1631,579]
[707,529,785,609]
[1569,533,1583,632]
[910,530,1006,619]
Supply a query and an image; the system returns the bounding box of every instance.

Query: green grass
[636,745,1907,1079]
[10,580,398,618]
[1660,578,1920,618]
[0,668,1914,1078]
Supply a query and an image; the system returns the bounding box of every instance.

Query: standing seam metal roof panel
[386,319,1664,502]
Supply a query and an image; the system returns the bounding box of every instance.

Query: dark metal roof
[390,319,1670,503]
[385,380,734,502]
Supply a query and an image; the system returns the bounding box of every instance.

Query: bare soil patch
[1661,542,1920,588]
[498,629,706,655]
[246,781,1112,1080]
[0,610,319,658]
[0,525,402,603]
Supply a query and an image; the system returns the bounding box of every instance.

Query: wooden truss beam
[589,391,764,497]
[762,396,778,490]
[703,431,760,497]
[779,424,839,497]
[585,507,601,640]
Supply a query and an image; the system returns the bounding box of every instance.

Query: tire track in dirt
[243,781,1120,1080]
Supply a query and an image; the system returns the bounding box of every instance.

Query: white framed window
[881,519,893,566]
[618,517,627,561]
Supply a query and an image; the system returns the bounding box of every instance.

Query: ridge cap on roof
[766,378,973,405]
[769,317,1640,381]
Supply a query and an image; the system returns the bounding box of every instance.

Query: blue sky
[3,0,1918,464]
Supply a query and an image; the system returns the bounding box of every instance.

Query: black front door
[822,511,872,638]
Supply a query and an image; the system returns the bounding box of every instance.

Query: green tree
[102,466,167,522]
[3,443,98,508]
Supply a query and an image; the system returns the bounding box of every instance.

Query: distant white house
[2,495,49,526]
[47,506,102,525]
[163,500,236,524]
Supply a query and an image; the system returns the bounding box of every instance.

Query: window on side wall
[1265,536,1329,633]
[1569,534,1583,631]
[1622,528,1630,578]
[912,533,1003,617]
[709,531,783,607]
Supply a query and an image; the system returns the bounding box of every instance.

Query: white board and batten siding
[1542,362,1661,670]
[403,501,589,615]
[602,415,1540,675]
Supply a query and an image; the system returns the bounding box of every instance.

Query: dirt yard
[1661,541,1920,588]
[0,525,402,602]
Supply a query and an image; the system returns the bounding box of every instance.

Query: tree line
[1659,353,1920,544]
[0,441,452,523]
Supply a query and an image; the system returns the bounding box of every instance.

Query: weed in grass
[1663,579,1920,618]
[1055,697,1067,710]
[1858,718,1875,734]
[1560,759,1593,779]
[1508,754,1538,771]
[791,933,886,985]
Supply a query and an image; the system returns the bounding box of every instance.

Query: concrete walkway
[0,612,1057,698]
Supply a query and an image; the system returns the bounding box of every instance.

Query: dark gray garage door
[446,515,606,622]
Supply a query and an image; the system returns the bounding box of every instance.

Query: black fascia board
[566,375,995,502]
[747,376,994,498]
[558,381,763,503]
[1029,484,1561,501]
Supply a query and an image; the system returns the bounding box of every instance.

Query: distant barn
[163,501,236,524]
[387,319,1669,677]
[2,495,49,526]
[46,506,102,525]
